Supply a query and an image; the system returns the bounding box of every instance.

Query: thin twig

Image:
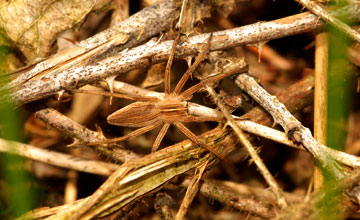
[29,96,360,171]
[5,6,360,106]
[0,138,119,176]
[19,70,323,219]
[110,0,130,27]
[216,180,303,204]
[236,73,344,180]
[97,72,360,168]
[7,0,176,89]
[295,0,360,43]
[176,161,208,220]
[234,120,360,168]
[206,86,288,208]
[180,177,277,219]
[96,73,360,167]
[28,105,139,163]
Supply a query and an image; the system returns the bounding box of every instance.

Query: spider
[75,34,247,160]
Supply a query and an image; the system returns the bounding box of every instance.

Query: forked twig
[232,120,360,168]
[206,86,288,209]
[295,0,360,43]
[5,5,360,107]
[236,73,345,180]
[29,106,139,163]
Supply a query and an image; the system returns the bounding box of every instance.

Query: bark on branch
[4,5,360,106]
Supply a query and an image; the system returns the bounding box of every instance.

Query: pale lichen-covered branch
[4,6,360,106]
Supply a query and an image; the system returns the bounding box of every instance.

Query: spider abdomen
[107,102,161,127]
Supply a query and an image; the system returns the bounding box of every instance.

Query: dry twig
[295,0,360,43]
[206,86,287,208]
[44,129,232,220]
[4,1,360,219]
[4,5,360,106]
[29,105,139,163]
[236,73,344,179]
[180,178,277,219]
[18,68,318,219]
[176,161,208,220]
[0,138,119,176]
[7,0,176,89]
[96,75,360,168]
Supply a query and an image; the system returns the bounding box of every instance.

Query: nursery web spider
[74,34,247,160]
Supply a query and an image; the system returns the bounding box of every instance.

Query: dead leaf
[176,0,211,36]
[213,0,235,17]
[175,0,235,37]
[141,63,166,89]
[0,0,115,62]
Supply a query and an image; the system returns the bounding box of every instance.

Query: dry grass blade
[313,31,329,189]
[31,128,233,220]
[176,161,208,220]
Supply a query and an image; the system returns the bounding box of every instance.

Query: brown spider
[76,34,247,160]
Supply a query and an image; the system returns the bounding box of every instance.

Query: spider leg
[172,34,212,95]
[87,121,162,146]
[165,35,180,95]
[152,122,170,152]
[179,61,247,100]
[71,89,136,101]
[70,89,157,102]
[173,121,225,161]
